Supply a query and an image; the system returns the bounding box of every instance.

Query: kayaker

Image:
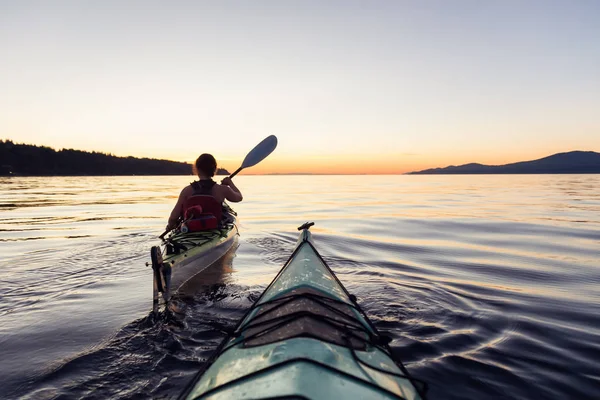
[166,154,243,231]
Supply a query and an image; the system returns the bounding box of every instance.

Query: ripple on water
[17,283,257,400]
[2,175,599,400]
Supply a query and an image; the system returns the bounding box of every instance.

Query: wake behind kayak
[179,222,428,400]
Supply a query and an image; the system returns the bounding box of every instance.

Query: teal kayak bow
[179,222,428,399]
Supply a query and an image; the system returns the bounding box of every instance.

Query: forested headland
[0,140,230,176]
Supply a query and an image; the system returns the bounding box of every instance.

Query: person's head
[193,153,217,177]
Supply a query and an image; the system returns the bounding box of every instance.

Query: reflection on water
[1,175,599,399]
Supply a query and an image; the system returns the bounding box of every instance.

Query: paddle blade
[240,135,278,169]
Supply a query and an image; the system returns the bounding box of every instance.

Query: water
[1,175,599,399]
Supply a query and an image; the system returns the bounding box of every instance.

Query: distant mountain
[408,151,600,175]
[0,140,230,176]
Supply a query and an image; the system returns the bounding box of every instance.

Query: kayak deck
[151,207,238,307]
[180,224,427,400]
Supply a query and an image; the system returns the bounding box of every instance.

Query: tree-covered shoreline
[0,140,230,176]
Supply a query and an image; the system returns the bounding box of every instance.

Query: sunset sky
[1,1,599,174]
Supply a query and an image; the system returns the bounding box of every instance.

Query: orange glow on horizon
[220,148,589,175]
[217,153,423,175]
[4,137,596,175]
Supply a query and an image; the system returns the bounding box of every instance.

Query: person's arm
[166,187,191,230]
[221,177,243,202]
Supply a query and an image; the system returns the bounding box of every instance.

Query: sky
[1,0,599,174]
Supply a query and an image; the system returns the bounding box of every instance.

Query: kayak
[178,222,428,400]
[151,205,238,308]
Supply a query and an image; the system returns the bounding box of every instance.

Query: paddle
[228,135,278,179]
[159,135,278,239]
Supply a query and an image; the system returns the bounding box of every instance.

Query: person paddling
[166,154,243,232]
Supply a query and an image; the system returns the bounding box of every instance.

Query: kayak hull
[154,210,238,303]
[187,338,421,400]
[179,225,426,400]
[164,226,238,294]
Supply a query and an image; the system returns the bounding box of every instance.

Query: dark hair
[193,153,217,177]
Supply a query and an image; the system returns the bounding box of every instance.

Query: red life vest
[182,180,222,231]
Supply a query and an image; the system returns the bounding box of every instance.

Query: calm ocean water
[1,175,599,399]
